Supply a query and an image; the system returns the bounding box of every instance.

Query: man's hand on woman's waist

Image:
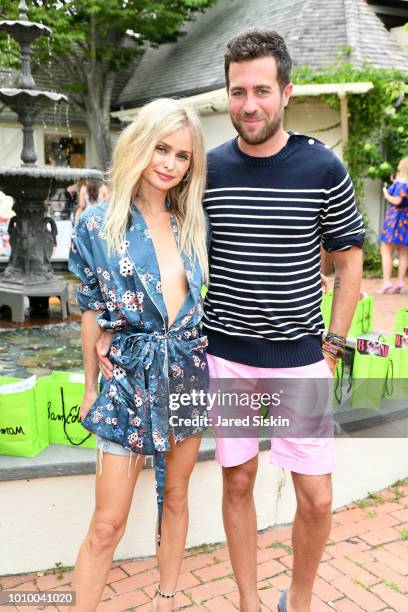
[96,332,114,380]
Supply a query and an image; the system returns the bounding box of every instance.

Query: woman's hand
[80,387,98,421]
[96,331,114,379]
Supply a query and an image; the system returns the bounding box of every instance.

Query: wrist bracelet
[322,340,345,360]
[322,348,338,362]
[325,332,346,344]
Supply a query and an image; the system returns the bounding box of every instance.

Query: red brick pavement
[1,481,408,611]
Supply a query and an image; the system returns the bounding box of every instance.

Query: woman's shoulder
[77,202,108,228]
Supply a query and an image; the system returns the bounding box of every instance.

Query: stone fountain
[0,0,102,323]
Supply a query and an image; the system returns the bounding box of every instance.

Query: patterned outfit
[381,180,408,246]
[68,202,208,539]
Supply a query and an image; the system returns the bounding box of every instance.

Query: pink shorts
[207,354,336,476]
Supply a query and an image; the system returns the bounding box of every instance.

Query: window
[44,135,86,168]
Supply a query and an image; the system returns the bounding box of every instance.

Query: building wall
[390,25,408,49]
[0,122,26,166]
[0,122,100,169]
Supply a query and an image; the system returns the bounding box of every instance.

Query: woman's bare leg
[397,245,408,284]
[72,452,144,611]
[153,434,202,611]
[380,242,394,284]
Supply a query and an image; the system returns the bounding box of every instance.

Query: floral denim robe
[68,202,208,540]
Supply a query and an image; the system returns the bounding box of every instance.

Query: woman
[74,179,106,224]
[68,98,209,611]
[377,157,408,294]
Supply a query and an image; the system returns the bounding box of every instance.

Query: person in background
[377,157,408,294]
[74,179,108,224]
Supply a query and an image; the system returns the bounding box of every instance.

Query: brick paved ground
[1,481,407,611]
[359,278,407,334]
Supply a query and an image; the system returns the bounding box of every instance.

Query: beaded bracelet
[322,335,345,360]
[325,332,346,346]
[156,584,176,599]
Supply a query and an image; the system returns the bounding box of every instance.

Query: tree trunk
[85,62,115,172]
[85,101,112,172]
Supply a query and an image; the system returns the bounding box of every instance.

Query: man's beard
[231,107,284,146]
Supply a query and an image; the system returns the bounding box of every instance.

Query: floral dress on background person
[381,181,408,246]
[68,202,208,541]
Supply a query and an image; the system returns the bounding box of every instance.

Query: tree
[0,0,217,170]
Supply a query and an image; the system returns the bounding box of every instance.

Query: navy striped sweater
[203,134,365,368]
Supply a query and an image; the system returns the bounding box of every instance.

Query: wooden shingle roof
[116,0,408,109]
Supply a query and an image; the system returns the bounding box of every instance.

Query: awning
[111,82,374,122]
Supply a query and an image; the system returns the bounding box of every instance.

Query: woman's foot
[376,282,393,294]
[391,281,405,294]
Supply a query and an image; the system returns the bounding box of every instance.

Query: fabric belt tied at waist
[112,327,200,545]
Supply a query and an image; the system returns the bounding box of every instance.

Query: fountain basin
[0,20,51,45]
[0,166,103,202]
[0,88,68,116]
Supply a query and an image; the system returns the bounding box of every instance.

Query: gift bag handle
[362,298,370,333]
[334,360,344,405]
[61,387,92,446]
[384,359,394,398]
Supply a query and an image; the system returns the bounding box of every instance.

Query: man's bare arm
[329,246,363,338]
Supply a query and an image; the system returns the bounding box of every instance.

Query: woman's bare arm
[383,188,403,206]
[80,310,103,419]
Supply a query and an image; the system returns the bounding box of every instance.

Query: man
[96,27,364,612]
[202,29,363,612]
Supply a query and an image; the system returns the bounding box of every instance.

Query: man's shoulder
[76,202,108,232]
[207,139,235,161]
[290,132,336,158]
[290,132,348,178]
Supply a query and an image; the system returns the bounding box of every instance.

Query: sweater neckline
[232,132,297,166]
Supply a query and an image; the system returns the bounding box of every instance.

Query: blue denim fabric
[96,434,135,456]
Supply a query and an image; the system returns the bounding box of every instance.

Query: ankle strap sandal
[156,584,176,599]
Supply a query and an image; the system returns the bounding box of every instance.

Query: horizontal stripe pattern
[203,136,364,367]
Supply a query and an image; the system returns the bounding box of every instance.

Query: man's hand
[320,272,330,293]
[80,387,98,421]
[96,331,114,379]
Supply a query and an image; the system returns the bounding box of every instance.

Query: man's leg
[287,472,332,612]
[222,455,259,612]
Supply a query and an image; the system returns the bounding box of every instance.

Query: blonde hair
[398,157,408,181]
[106,98,208,284]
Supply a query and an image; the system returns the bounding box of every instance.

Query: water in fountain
[0,322,82,378]
[0,0,102,323]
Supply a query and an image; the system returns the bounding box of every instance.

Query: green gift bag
[0,375,49,457]
[350,351,392,411]
[348,295,374,338]
[394,307,408,334]
[46,371,96,448]
[388,345,408,401]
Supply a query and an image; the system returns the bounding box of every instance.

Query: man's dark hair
[224,28,292,91]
